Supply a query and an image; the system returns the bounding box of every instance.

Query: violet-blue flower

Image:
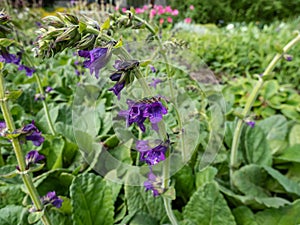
[144,172,164,197]
[21,121,44,146]
[41,191,63,208]
[149,78,162,89]
[0,50,21,64]
[246,120,255,128]
[136,139,169,165]
[78,47,111,78]
[119,97,168,132]
[18,64,35,77]
[0,121,6,137]
[149,65,156,73]
[25,150,45,167]
[45,86,53,93]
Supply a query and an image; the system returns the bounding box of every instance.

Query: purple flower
[108,60,139,99]
[0,51,21,64]
[18,64,35,77]
[0,121,6,136]
[284,54,293,61]
[21,121,44,146]
[78,47,111,78]
[34,93,45,101]
[149,78,162,89]
[149,65,156,73]
[25,150,45,167]
[246,120,255,128]
[45,86,53,93]
[119,97,168,132]
[136,139,169,165]
[41,191,63,208]
[144,172,164,197]
[143,101,168,124]
[108,82,125,100]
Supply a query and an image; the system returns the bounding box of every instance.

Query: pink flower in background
[122,8,127,13]
[189,5,194,10]
[135,8,144,14]
[167,17,173,23]
[143,5,149,10]
[165,6,172,13]
[184,17,192,23]
[114,6,119,11]
[171,9,179,16]
[150,9,156,19]
[159,18,164,24]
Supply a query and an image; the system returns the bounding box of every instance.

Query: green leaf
[219,185,289,209]
[263,80,279,100]
[0,185,25,207]
[232,206,258,225]
[70,173,114,225]
[41,136,65,169]
[257,115,288,154]
[276,144,300,163]
[35,209,72,225]
[0,205,27,225]
[195,166,217,189]
[243,125,272,166]
[183,182,236,225]
[0,38,22,48]
[28,211,44,224]
[233,165,269,198]
[263,166,300,196]
[101,17,110,30]
[174,165,195,200]
[255,199,300,225]
[129,212,158,225]
[289,124,300,146]
[79,21,87,33]
[5,90,23,101]
[125,184,165,221]
[0,165,23,184]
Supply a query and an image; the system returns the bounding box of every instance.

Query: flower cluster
[13,121,45,146]
[0,49,35,76]
[119,97,167,132]
[108,60,139,99]
[41,191,63,208]
[78,47,112,79]
[25,150,45,168]
[144,171,165,197]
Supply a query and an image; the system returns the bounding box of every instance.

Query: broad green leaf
[232,206,258,225]
[125,184,165,221]
[0,165,23,184]
[263,166,300,196]
[70,173,114,225]
[0,205,28,225]
[78,21,87,33]
[276,144,300,163]
[263,80,279,100]
[129,212,159,225]
[281,105,300,121]
[28,211,44,224]
[255,199,300,225]
[243,125,272,165]
[0,185,25,207]
[183,182,236,225]
[289,124,300,146]
[219,185,289,209]
[5,90,23,101]
[233,165,269,198]
[0,38,22,48]
[41,136,65,169]
[195,166,217,189]
[174,165,195,200]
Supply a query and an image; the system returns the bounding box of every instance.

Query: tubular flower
[21,121,45,146]
[119,97,167,132]
[41,191,63,208]
[144,171,165,197]
[78,47,112,78]
[25,150,45,168]
[108,60,139,99]
[136,138,169,165]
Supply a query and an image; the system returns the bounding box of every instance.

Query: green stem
[133,15,179,225]
[229,33,300,188]
[0,74,52,225]
[34,74,56,135]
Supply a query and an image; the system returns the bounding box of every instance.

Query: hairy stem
[230,33,300,188]
[0,74,52,225]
